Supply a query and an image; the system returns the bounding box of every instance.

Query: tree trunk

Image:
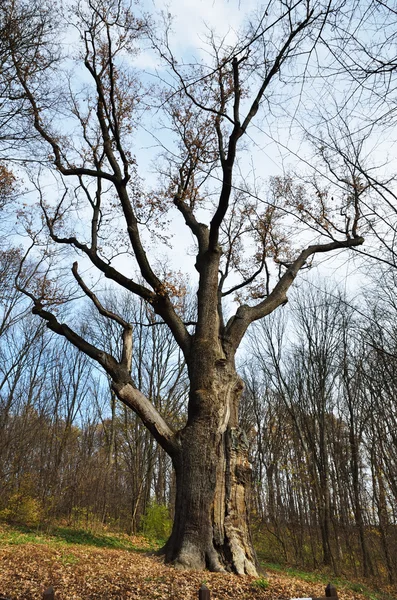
[163,365,258,575]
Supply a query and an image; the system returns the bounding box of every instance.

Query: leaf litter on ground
[0,535,388,600]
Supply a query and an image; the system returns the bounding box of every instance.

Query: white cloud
[152,0,257,57]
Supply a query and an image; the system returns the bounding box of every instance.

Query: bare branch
[29,298,179,456]
[226,235,365,350]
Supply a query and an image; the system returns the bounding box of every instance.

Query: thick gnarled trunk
[164,366,257,575]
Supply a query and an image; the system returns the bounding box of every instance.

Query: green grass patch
[59,552,80,566]
[262,562,395,600]
[47,526,141,550]
[0,522,158,553]
[252,577,269,590]
[0,523,52,546]
[262,562,323,583]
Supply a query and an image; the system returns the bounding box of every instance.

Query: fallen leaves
[0,542,378,600]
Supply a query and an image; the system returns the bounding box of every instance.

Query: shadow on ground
[2,523,153,552]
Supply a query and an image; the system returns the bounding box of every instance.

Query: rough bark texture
[163,359,257,575]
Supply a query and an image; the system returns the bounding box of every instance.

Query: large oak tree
[1,0,364,573]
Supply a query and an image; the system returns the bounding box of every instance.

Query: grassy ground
[0,523,157,552]
[0,523,394,600]
[260,562,396,600]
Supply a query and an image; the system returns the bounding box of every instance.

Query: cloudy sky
[151,0,258,51]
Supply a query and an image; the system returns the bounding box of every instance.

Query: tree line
[0,249,185,536]
[2,241,397,583]
[243,276,397,583]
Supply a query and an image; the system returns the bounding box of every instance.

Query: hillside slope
[0,526,388,600]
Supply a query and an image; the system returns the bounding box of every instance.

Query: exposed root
[206,545,227,573]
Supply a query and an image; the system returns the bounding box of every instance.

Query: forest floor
[0,523,394,600]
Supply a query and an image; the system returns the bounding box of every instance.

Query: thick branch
[31,300,179,456]
[209,11,317,251]
[225,236,364,350]
[41,207,191,356]
[111,381,180,457]
[40,206,154,301]
[31,300,120,374]
[209,129,240,250]
[121,326,133,372]
[232,56,241,127]
[173,193,209,256]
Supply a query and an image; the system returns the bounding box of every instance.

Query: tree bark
[163,362,257,575]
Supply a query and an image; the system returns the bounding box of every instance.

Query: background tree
[296,0,397,272]
[240,276,397,581]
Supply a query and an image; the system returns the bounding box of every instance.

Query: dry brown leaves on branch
[0,541,374,600]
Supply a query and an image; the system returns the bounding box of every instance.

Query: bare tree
[2,0,364,573]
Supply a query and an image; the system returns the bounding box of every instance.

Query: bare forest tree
[298,1,397,270]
